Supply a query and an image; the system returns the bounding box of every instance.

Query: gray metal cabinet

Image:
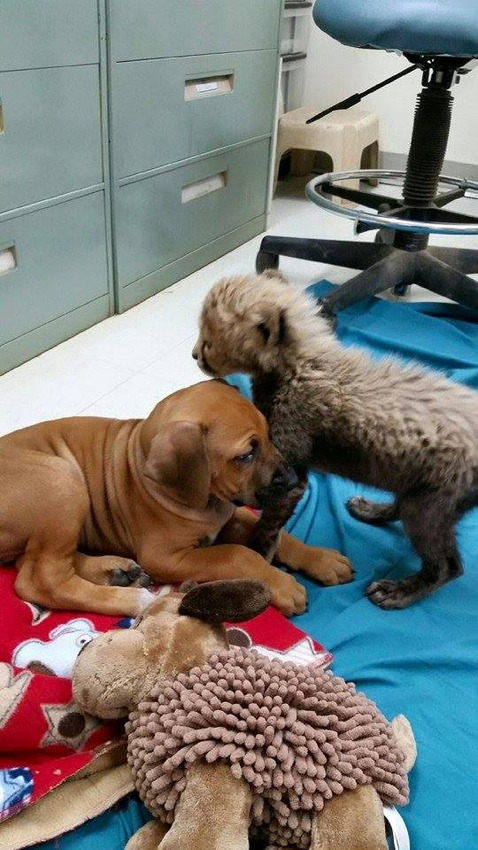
[113,51,278,178]
[109,0,283,311]
[0,2,111,375]
[0,195,109,348]
[0,0,283,373]
[0,0,99,72]
[110,0,282,60]
[0,66,103,213]
[116,140,270,288]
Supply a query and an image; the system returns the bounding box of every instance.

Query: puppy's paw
[302,547,353,586]
[269,571,307,617]
[109,561,152,589]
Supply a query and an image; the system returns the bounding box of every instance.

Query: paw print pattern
[0,663,32,729]
[12,619,102,678]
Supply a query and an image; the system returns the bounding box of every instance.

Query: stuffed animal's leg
[311,786,387,850]
[159,761,251,850]
[125,819,168,850]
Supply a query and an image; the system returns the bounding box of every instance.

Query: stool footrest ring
[306,169,478,236]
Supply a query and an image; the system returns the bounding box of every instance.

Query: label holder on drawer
[185,72,234,102]
[181,171,228,204]
[0,245,17,276]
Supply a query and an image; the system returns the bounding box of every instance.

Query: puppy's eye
[235,442,257,464]
[235,451,254,464]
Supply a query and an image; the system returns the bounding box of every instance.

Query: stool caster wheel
[256,251,279,274]
[393,284,411,297]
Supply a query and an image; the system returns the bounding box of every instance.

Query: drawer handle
[184,73,234,102]
[181,171,228,204]
[0,246,16,276]
[0,99,4,134]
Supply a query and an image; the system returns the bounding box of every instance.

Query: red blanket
[0,567,331,822]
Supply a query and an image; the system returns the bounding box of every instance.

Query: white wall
[302,27,478,165]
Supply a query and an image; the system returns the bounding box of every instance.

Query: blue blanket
[40,283,478,850]
[226,282,478,850]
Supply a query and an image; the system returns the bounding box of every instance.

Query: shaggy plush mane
[127,647,409,849]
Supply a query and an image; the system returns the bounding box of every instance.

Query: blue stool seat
[313,0,478,56]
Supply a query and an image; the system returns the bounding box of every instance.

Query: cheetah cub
[193,271,478,609]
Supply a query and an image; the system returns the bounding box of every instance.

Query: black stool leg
[256,235,392,273]
[427,247,478,274]
[320,252,419,314]
[415,254,478,310]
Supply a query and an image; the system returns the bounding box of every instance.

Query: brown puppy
[0,380,351,617]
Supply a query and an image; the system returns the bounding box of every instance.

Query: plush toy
[73,580,416,850]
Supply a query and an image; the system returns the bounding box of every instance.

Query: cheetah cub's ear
[260,269,288,284]
[252,301,288,348]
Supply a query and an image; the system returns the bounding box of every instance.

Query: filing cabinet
[0,0,111,374]
[0,0,283,372]
[116,140,270,289]
[108,0,283,310]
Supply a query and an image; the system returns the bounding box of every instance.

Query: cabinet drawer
[0,194,109,346]
[0,0,98,71]
[0,66,103,214]
[110,0,282,61]
[116,139,270,288]
[114,51,277,178]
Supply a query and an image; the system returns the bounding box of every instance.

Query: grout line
[75,370,150,414]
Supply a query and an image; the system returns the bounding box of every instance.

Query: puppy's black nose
[255,463,300,509]
[272,464,299,492]
[192,349,198,361]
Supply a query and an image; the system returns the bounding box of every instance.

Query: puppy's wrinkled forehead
[159,380,268,441]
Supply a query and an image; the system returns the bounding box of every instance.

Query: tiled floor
[1,178,478,436]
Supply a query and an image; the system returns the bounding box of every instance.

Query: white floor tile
[0,354,135,436]
[79,371,178,420]
[48,299,197,373]
[2,177,478,435]
[141,336,205,390]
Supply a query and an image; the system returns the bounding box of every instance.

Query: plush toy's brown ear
[144,421,210,510]
[179,579,271,623]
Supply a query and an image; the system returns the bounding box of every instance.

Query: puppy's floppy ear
[144,421,210,510]
[179,579,271,623]
[253,301,287,347]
